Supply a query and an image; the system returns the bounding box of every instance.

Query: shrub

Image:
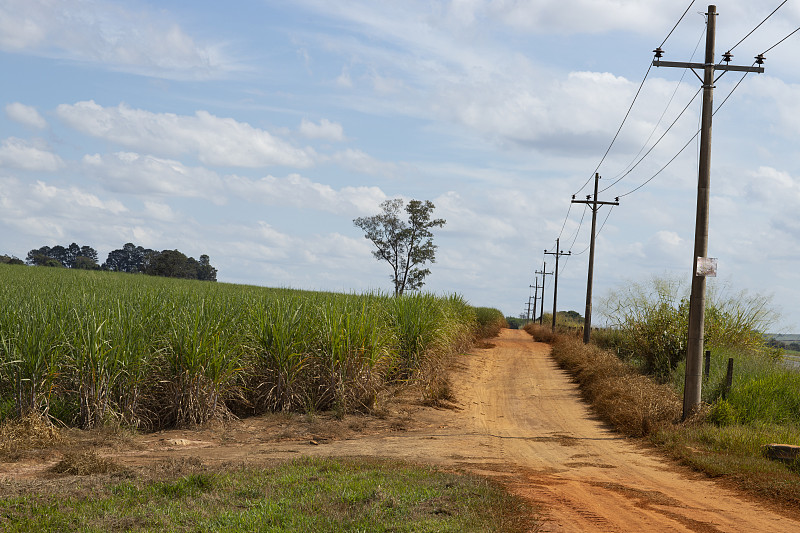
[473,307,507,339]
[599,275,777,381]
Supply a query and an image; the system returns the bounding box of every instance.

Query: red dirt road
[295,329,799,532]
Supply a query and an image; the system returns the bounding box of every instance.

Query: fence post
[703,350,711,381]
[722,358,734,400]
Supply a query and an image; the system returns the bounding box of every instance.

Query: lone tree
[354,198,445,296]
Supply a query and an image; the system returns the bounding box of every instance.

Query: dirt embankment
[3,329,799,532]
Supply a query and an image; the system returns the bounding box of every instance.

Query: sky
[1,0,800,329]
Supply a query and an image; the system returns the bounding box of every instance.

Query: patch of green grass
[651,422,800,504]
[0,457,537,532]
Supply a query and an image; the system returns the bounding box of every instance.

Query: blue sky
[2,0,800,328]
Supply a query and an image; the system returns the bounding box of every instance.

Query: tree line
[2,242,217,281]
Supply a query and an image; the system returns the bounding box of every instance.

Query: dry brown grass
[0,413,64,461]
[526,329,682,437]
[49,451,121,476]
[523,323,556,343]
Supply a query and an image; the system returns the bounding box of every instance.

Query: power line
[761,25,800,55]
[599,86,702,193]
[566,204,588,254]
[558,203,588,274]
[573,62,653,197]
[724,1,789,55]
[659,0,698,49]
[571,0,700,198]
[617,59,758,199]
[607,25,706,188]
[572,206,615,255]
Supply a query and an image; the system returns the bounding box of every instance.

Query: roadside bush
[474,307,507,339]
[523,323,556,343]
[600,275,777,381]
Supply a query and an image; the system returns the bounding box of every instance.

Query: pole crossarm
[571,199,619,208]
[652,60,764,74]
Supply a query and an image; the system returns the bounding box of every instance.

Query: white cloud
[336,67,354,88]
[747,77,800,138]
[435,190,516,238]
[143,201,178,222]
[487,0,675,35]
[82,151,224,202]
[0,137,64,171]
[32,180,127,214]
[58,101,315,168]
[226,173,387,215]
[5,102,47,129]
[329,148,400,177]
[0,0,238,79]
[745,166,798,204]
[299,118,345,141]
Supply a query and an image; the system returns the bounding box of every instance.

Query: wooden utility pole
[529,281,540,322]
[653,4,764,419]
[545,238,571,332]
[535,261,553,325]
[572,173,619,344]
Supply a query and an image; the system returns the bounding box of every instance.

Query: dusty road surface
[271,328,796,532]
[4,329,799,531]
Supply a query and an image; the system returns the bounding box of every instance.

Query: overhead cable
[725,1,788,55]
[600,87,702,193]
[659,0,698,48]
[569,0,699,198]
[761,25,800,55]
[607,25,706,188]
[572,206,616,256]
[617,64,755,198]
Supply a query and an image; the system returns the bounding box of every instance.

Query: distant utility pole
[653,4,764,420]
[535,261,553,325]
[525,296,533,322]
[529,281,540,323]
[572,173,619,344]
[545,238,571,332]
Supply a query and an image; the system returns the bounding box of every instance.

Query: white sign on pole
[696,257,717,277]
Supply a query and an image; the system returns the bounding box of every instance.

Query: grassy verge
[524,323,800,507]
[0,457,537,532]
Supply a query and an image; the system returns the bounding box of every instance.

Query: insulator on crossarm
[653,47,665,59]
[755,53,766,65]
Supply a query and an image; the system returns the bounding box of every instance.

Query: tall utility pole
[545,238,571,332]
[572,173,619,344]
[529,281,540,322]
[653,5,764,419]
[535,261,553,325]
